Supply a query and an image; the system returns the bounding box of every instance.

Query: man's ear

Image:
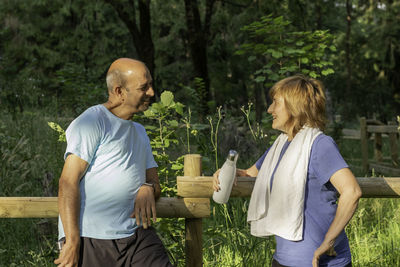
[112,85,124,97]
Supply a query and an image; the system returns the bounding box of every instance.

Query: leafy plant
[207,106,223,170]
[47,122,66,142]
[236,15,336,87]
[141,91,185,189]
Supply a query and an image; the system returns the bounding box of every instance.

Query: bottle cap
[227,150,238,161]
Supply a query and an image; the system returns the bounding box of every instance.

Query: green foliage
[0,0,130,114]
[240,102,271,143]
[47,122,66,142]
[142,90,185,191]
[236,15,336,87]
[140,91,188,265]
[207,106,223,170]
[1,112,63,197]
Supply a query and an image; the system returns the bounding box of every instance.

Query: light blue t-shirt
[256,134,351,267]
[58,104,157,240]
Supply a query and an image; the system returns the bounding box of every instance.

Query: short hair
[106,69,127,92]
[269,75,326,136]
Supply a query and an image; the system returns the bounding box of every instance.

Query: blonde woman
[214,75,361,267]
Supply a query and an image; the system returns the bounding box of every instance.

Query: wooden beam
[366,119,385,125]
[369,162,400,176]
[177,176,253,197]
[0,197,58,218]
[0,197,210,218]
[360,117,369,174]
[388,121,399,166]
[177,176,400,198]
[367,125,398,134]
[357,177,400,197]
[183,154,203,267]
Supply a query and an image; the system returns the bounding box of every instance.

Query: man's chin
[139,103,150,111]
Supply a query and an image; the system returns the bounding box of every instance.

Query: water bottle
[212,150,238,204]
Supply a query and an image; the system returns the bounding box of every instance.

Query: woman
[213,75,361,267]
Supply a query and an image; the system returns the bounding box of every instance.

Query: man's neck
[102,101,133,120]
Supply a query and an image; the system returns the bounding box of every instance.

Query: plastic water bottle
[212,150,238,204]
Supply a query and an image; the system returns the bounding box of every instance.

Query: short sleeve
[255,147,271,170]
[309,135,348,186]
[145,134,158,169]
[64,111,103,164]
[134,122,158,169]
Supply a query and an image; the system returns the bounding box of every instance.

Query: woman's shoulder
[312,133,338,151]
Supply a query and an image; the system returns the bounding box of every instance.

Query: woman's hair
[269,75,326,137]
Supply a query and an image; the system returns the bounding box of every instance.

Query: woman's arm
[213,164,259,192]
[312,168,362,267]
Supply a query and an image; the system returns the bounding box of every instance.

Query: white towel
[247,126,322,241]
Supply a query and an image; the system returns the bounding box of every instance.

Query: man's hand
[312,241,337,267]
[54,241,80,267]
[132,184,156,229]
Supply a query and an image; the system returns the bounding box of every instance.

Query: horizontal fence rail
[0,197,210,218]
[177,176,400,198]
[367,125,398,134]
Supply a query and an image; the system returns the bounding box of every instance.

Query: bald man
[54,58,172,267]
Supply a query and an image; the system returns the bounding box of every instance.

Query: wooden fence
[360,117,400,175]
[2,154,400,266]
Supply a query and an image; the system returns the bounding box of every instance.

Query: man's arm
[54,154,88,267]
[132,167,160,229]
[145,167,161,199]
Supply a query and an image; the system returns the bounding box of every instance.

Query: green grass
[1,111,400,266]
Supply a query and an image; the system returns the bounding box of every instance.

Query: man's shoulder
[133,122,147,134]
[68,105,104,131]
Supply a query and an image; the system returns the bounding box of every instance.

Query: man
[54,58,172,267]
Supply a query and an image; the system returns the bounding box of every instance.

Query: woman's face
[268,94,291,133]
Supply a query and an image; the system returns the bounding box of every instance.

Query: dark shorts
[271,258,352,267]
[78,226,173,267]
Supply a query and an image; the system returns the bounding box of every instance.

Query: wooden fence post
[360,117,369,174]
[388,121,399,166]
[184,154,203,267]
[374,133,383,162]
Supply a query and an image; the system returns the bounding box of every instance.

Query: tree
[236,15,336,121]
[105,0,156,91]
[0,0,132,114]
[183,0,216,115]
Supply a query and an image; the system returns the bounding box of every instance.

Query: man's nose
[147,86,155,97]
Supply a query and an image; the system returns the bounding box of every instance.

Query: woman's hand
[213,167,256,192]
[312,240,337,267]
[213,169,221,192]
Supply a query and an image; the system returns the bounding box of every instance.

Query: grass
[1,110,400,266]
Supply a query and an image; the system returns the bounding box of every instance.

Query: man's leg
[124,226,173,267]
[79,237,121,267]
[79,227,172,267]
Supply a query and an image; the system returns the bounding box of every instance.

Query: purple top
[255,134,351,267]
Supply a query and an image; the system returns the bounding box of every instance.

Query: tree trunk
[183,0,215,115]
[315,0,322,30]
[345,0,352,99]
[105,0,156,94]
[255,85,262,123]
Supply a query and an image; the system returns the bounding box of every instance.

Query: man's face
[123,67,154,113]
